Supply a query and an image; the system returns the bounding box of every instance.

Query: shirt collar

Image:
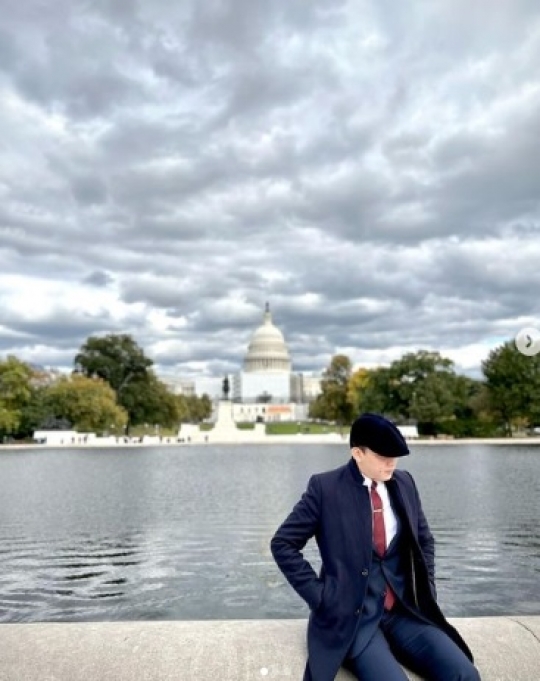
[346,457,392,493]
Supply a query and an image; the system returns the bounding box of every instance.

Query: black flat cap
[349,412,410,457]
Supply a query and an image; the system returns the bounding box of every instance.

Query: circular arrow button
[515,327,540,356]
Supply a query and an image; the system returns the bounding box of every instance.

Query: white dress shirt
[362,475,398,548]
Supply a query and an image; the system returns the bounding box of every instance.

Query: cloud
[1,0,540,382]
[82,270,114,287]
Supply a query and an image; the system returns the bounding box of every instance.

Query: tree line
[2,333,538,441]
[309,342,540,437]
[0,334,211,440]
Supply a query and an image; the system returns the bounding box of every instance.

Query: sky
[1,0,540,381]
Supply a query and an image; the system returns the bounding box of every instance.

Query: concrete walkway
[1,617,539,680]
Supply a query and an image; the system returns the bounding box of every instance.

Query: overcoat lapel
[344,459,372,559]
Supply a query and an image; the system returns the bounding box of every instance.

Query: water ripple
[1,443,539,621]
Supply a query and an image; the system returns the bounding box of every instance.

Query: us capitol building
[165,304,322,423]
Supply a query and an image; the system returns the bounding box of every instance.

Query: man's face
[351,446,398,482]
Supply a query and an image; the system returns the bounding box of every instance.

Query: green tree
[44,374,128,433]
[74,334,154,430]
[352,367,396,417]
[16,386,52,438]
[121,373,179,430]
[175,394,191,423]
[175,394,212,423]
[357,351,455,427]
[387,351,455,422]
[309,354,354,429]
[187,394,212,422]
[0,356,34,436]
[199,394,212,421]
[409,372,458,435]
[440,377,498,438]
[349,351,493,436]
[482,340,540,434]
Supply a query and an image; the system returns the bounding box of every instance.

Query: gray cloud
[1,309,115,348]
[83,270,114,287]
[1,0,540,379]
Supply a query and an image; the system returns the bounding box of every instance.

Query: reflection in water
[0,444,539,622]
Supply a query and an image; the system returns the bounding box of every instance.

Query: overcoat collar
[345,457,414,533]
[346,456,365,487]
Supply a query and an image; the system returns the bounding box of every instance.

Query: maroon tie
[370,481,396,610]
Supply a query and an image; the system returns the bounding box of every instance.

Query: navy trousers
[343,607,481,681]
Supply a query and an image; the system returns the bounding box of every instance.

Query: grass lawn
[194,421,340,435]
[128,425,178,437]
[199,422,255,431]
[265,422,342,435]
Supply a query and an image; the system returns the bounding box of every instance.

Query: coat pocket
[316,575,336,614]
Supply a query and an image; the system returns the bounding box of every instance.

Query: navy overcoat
[270,458,473,681]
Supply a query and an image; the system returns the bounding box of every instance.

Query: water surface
[0,444,538,622]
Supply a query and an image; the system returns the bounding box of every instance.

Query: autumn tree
[347,367,371,414]
[44,374,128,433]
[309,354,355,429]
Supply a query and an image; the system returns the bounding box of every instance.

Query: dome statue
[244,303,292,373]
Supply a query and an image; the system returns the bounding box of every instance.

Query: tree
[347,368,371,414]
[387,351,455,422]
[74,334,154,429]
[120,373,179,430]
[482,340,540,434]
[16,386,53,438]
[346,350,494,436]
[440,376,498,438]
[0,356,34,436]
[354,351,456,425]
[353,366,396,417]
[187,394,212,422]
[44,374,128,433]
[75,333,153,395]
[409,372,458,435]
[175,394,212,423]
[309,354,354,429]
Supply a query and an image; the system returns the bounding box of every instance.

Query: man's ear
[351,446,364,461]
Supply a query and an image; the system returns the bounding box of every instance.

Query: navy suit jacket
[270,458,473,681]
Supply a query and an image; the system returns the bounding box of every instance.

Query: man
[270,413,481,681]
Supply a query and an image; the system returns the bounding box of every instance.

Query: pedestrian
[270,412,481,681]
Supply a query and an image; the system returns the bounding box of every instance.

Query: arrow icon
[516,327,540,356]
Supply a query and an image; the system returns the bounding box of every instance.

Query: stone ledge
[0,617,539,680]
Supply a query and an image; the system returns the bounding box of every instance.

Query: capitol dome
[244,303,292,373]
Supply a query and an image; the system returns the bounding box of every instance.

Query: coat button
[361,569,368,577]
[355,609,361,616]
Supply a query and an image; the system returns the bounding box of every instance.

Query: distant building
[163,303,324,422]
[291,372,322,403]
[223,304,322,421]
[157,304,322,422]
[232,302,292,403]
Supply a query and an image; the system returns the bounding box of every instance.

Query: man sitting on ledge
[270,412,481,681]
